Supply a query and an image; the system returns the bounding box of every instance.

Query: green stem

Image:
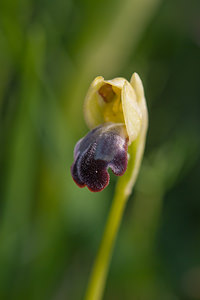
[84,119,147,298]
[84,181,128,300]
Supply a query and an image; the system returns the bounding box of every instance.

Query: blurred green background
[0,0,200,299]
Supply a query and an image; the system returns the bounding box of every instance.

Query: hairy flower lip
[71,123,128,192]
[71,156,109,192]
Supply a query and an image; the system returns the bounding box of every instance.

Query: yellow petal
[122,81,142,144]
[130,72,144,102]
[130,72,148,133]
[104,77,126,89]
[84,76,105,129]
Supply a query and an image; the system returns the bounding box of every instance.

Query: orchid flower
[70,73,148,300]
[71,73,148,194]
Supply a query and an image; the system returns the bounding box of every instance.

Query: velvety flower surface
[71,123,128,192]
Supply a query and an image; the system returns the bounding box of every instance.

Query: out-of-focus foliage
[0,0,200,299]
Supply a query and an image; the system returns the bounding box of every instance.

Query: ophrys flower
[71,73,148,192]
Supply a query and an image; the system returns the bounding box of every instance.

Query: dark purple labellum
[71,123,128,192]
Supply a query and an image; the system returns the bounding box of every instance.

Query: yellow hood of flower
[84,73,147,144]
